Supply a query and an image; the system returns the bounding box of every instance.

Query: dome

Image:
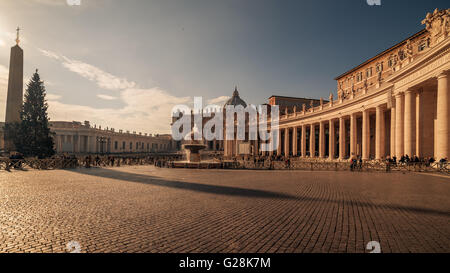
[224,87,247,108]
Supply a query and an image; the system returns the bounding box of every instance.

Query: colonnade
[273,71,449,161]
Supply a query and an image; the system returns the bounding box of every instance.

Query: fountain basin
[182,143,207,163]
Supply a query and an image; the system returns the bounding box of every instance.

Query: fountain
[170,125,229,169]
[182,140,206,163]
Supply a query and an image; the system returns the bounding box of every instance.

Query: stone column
[436,71,450,160]
[376,106,385,160]
[416,90,422,157]
[284,128,290,156]
[339,117,346,160]
[310,124,316,157]
[362,110,370,160]
[395,93,404,157]
[390,105,396,157]
[292,127,298,156]
[301,125,307,157]
[329,119,335,160]
[350,113,357,158]
[277,128,282,156]
[319,121,325,158]
[404,89,415,157]
[77,135,82,154]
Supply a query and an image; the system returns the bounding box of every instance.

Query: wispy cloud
[40,49,190,133]
[97,94,117,100]
[30,0,66,6]
[48,87,190,134]
[46,93,62,100]
[39,49,136,91]
[208,95,230,106]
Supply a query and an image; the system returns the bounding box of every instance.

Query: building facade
[270,9,450,161]
[50,121,175,155]
[269,96,326,115]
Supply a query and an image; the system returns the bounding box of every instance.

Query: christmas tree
[13,70,55,158]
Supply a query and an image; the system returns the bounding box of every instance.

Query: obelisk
[4,27,24,152]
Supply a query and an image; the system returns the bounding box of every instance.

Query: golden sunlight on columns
[404,89,416,157]
[319,121,325,158]
[301,124,307,157]
[416,90,422,157]
[284,128,290,156]
[350,113,357,158]
[310,124,316,157]
[375,105,385,160]
[292,127,298,156]
[339,117,346,160]
[395,93,404,157]
[436,71,450,160]
[277,128,282,156]
[329,119,335,160]
[390,104,396,158]
[362,109,370,160]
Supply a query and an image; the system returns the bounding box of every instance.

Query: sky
[0,0,448,134]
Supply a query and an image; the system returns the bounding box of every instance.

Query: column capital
[404,88,415,94]
[395,92,404,98]
[437,70,449,79]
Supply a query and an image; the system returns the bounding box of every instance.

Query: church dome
[224,87,247,108]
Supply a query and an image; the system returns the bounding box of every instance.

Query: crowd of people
[1,152,181,171]
[228,153,449,172]
[1,150,448,173]
[80,154,180,169]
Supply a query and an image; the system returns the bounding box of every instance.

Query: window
[114,141,118,150]
[130,142,132,150]
[388,55,396,68]
[418,41,427,52]
[136,142,139,150]
[366,67,373,78]
[356,72,363,82]
[122,141,126,149]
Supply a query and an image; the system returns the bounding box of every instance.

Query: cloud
[40,49,191,134]
[39,49,61,60]
[46,93,62,100]
[207,95,229,106]
[39,49,136,91]
[97,94,117,100]
[48,88,190,134]
[30,0,66,6]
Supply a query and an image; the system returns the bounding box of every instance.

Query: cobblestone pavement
[0,166,449,253]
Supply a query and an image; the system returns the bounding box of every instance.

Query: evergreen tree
[14,70,55,158]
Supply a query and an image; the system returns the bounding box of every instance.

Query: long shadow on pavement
[67,167,298,200]
[66,167,450,218]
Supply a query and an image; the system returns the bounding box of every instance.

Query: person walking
[385,156,391,173]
